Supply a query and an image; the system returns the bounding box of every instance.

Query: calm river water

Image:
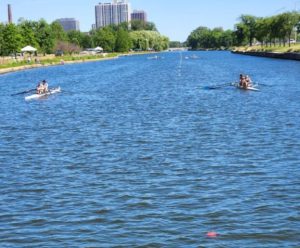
[0,51,299,247]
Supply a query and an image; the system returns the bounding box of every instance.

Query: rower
[245,75,252,87]
[36,81,44,94]
[239,74,244,87]
[239,74,247,88]
[42,80,48,93]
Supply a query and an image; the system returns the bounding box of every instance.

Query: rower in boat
[245,75,253,87]
[42,80,49,93]
[36,80,49,94]
[239,74,252,89]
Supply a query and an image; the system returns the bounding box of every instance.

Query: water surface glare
[0,51,300,247]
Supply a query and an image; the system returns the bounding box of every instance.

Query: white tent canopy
[94,46,103,51]
[21,45,37,52]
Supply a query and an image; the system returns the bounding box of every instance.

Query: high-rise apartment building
[8,4,12,24]
[131,10,147,22]
[95,0,131,29]
[56,18,80,31]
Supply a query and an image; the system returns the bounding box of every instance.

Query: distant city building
[95,0,131,29]
[8,4,12,24]
[56,18,80,31]
[131,10,147,22]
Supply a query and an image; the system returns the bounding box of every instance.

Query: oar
[204,82,233,90]
[11,88,36,96]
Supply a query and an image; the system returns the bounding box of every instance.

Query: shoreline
[231,50,300,61]
[0,55,120,75]
[0,51,157,75]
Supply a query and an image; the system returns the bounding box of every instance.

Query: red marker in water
[206,231,218,238]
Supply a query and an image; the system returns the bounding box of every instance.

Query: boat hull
[233,83,259,91]
[25,87,61,101]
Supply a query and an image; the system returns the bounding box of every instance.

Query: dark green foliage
[187,26,234,49]
[186,11,300,49]
[0,18,167,55]
[115,29,132,52]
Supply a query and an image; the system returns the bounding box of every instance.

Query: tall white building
[95,0,131,28]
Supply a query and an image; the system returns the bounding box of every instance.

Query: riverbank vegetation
[186,11,300,51]
[0,19,169,58]
[0,53,119,70]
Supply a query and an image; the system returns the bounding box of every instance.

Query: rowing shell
[25,87,61,101]
[232,83,259,91]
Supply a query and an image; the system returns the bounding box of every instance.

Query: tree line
[186,11,300,50]
[0,19,169,56]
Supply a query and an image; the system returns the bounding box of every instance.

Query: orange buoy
[206,231,218,238]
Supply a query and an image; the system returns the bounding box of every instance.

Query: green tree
[0,24,5,55]
[115,29,132,52]
[93,27,116,52]
[18,20,39,48]
[50,21,67,42]
[35,19,55,54]
[81,33,94,49]
[233,23,249,46]
[187,26,209,49]
[254,17,271,46]
[67,30,84,47]
[239,15,257,46]
[131,20,157,31]
[130,30,168,51]
[1,23,23,56]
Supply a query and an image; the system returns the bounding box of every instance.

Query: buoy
[206,231,218,238]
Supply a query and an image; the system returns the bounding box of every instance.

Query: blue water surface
[0,51,299,247]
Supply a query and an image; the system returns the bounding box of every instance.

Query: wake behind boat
[25,87,61,101]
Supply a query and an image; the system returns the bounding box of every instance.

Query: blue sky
[0,0,299,41]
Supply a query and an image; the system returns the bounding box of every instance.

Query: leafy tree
[1,23,23,56]
[233,23,249,46]
[115,29,132,52]
[130,30,168,51]
[239,15,257,46]
[219,30,234,48]
[0,24,5,55]
[35,19,55,54]
[18,20,39,48]
[81,34,94,49]
[93,27,116,52]
[187,26,209,49]
[187,26,233,49]
[67,30,84,47]
[50,21,67,42]
[131,20,157,31]
[254,17,271,45]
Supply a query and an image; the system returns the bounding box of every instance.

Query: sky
[0,0,299,41]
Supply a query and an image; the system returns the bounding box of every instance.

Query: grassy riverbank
[233,43,300,53]
[0,53,119,73]
[0,51,158,75]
